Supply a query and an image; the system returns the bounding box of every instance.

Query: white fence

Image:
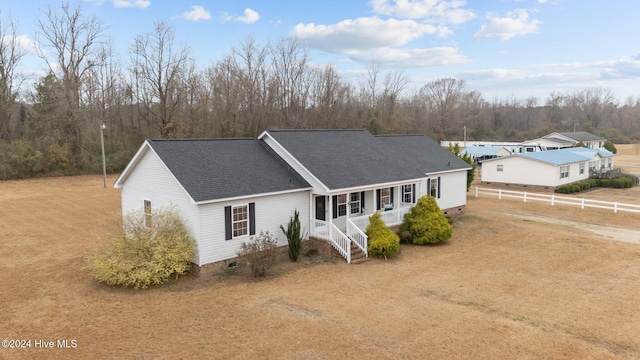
[472,186,640,214]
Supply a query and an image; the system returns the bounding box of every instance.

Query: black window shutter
[332,195,338,219]
[376,189,381,210]
[412,184,416,203]
[249,202,256,235]
[437,177,441,199]
[360,191,365,212]
[224,206,232,240]
[427,179,432,197]
[390,187,394,206]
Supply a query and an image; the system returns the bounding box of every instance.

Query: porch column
[309,192,313,235]
[328,194,333,225]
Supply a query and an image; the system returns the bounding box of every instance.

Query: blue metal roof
[516,147,614,166]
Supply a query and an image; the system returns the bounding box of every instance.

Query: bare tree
[36,2,106,166]
[419,78,470,140]
[130,21,190,138]
[0,11,26,139]
[271,36,309,128]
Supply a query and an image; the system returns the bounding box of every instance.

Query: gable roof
[264,129,470,190]
[485,147,614,166]
[460,145,510,156]
[117,138,310,203]
[544,131,605,143]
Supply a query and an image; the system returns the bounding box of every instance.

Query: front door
[315,196,326,221]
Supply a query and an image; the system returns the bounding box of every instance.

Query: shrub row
[557,174,638,193]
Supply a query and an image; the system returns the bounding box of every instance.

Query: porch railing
[346,218,367,257]
[350,205,413,232]
[311,219,351,263]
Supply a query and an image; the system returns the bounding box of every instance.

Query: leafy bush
[556,185,571,194]
[612,177,632,188]
[365,212,400,258]
[399,195,452,245]
[599,178,610,187]
[603,140,617,154]
[280,209,304,262]
[620,173,639,186]
[571,184,581,193]
[237,231,279,277]
[89,207,196,289]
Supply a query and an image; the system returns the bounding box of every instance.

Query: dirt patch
[1,166,640,359]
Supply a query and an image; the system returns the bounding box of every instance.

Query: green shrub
[399,195,452,245]
[280,209,304,262]
[556,185,571,194]
[237,231,279,277]
[89,207,196,289]
[612,178,631,188]
[603,140,617,154]
[599,178,611,187]
[365,212,400,258]
[571,184,581,193]
[587,179,598,188]
[620,173,639,186]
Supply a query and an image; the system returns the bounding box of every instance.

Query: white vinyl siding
[481,157,591,187]
[197,191,310,265]
[118,147,201,263]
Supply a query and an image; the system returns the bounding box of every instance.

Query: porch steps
[349,241,369,264]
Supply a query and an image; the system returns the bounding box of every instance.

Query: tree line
[1,3,639,180]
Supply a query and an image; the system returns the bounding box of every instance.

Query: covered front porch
[309,181,428,263]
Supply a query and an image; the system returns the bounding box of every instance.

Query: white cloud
[292,17,439,52]
[2,35,38,55]
[370,0,476,24]
[474,9,540,40]
[347,47,470,67]
[182,6,211,22]
[236,8,260,24]
[112,0,150,9]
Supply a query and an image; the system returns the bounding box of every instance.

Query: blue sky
[3,0,640,102]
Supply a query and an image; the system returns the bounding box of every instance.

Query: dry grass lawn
[1,145,639,359]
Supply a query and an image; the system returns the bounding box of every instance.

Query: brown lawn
[1,145,639,359]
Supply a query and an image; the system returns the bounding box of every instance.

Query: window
[579,162,585,175]
[560,166,570,179]
[337,194,347,217]
[497,164,503,172]
[144,200,152,227]
[589,161,596,170]
[225,203,254,240]
[380,188,391,208]
[350,192,360,215]
[232,205,248,237]
[431,178,440,198]
[402,184,413,203]
[608,159,612,169]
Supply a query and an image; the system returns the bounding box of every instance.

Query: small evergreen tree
[365,212,400,258]
[280,209,304,262]
[399,195,452,245]
[603,140,617,154]
[448,143,476,191]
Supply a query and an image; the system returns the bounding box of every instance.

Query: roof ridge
[267,128,366,133]
[148,137,255,142]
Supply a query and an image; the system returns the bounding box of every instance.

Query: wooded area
[1,3,639,180]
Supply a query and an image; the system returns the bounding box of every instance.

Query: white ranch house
[481,147,615,188]
[114,129,471,265]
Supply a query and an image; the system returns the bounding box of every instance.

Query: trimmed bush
[599,178,611,187]
[612,177,632,188]
[570,184,581,193]
[556,185,571,194]
[237,231,279,277]
[399,195,452,245]
[365,212,400,258]
[620,173,639,186]
[89,207,196,289]
[280,209,304,262]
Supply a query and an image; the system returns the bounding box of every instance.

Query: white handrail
[312,219,351,263]
[328,221,351,263]
[347,218,368,257]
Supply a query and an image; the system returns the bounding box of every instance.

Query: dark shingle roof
[148,138,310,202]
[555,132,605,142]
[266,130,470,190]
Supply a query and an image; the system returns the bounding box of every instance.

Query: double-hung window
[402,184,413,203]
[232,205,248,237]
[337,194,347,217]
[380,188,391,208]
[144,200,152,228]
[225,203,255,240]
[560,166,570,179]
[579,162,585,175]
[497,164,504,172]
[350,192,360,215]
